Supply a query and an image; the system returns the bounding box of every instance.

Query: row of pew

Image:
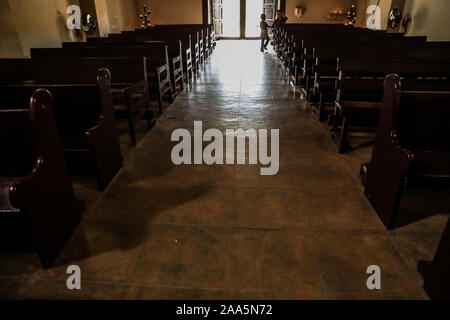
[0,24,215,269]
[274,23,450,299]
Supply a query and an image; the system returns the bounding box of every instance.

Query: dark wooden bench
[296,34,428,79]
[274,24,353,59]
[361,74,450,229]
[0,89,83,269]
[306,41,432,93]
[311,46,450,121]
[126,28,201,76]
[280,27,408,69]
[155,24,213,60]
[333,59,450,153]
[280,24,420,66]
[0,69,123,191]
[63,40,185,93]
[0,57,152,147]
[30,45,173,114]
[282,28,424,85]
[117,31,194,83]
[154,24,208,69]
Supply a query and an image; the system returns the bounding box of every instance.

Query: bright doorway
[245,0,264,38]
[213,0,278,39]
[222,0,240,37]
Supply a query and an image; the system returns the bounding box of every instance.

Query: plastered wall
[0,0,138,57]
[402,0,450,41]
[135,0,203,25]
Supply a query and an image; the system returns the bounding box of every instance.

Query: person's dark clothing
[274,16,288,28]
[260,21,270,50]
[273,18,285,28]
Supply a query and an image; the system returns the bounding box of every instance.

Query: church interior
[0,0,449,301]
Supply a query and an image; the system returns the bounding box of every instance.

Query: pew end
[0,69,124,192]
[0,89,83,269]
[363,74,450,229]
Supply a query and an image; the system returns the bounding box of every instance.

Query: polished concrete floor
[1,40,447,300]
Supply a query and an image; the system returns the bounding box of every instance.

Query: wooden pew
[30,45,173,114]
[311,46,450,121]
[280,27,401,66]
[118,31,194,82]
[63,40,185,93]
[418,217,450,300]
[295,35,428,81]
[154,24,208,68]
[0,57,152,147]
[305,40,432,92]
[284,31,425,83]
[333,59,450,153]
[280,23,420,66]
[155,24,213,57]
[274,24,350,58]
[0,69,123,191]
[126,28,201,76]
[361,74,450,229]
[0,89,83,269]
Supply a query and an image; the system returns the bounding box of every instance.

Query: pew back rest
[0,109,36,177]
[397,91,450,151]
[0,58,147,85]
[0,85,102,136]
[314,47,450,61]
[31,46,169,68]
[338,59,450,78]
[124,29,198,52]
[63,40,182,59]
[336,60,450,102]
[122,34,191,50]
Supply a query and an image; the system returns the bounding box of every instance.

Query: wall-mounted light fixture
[295,7,306,18]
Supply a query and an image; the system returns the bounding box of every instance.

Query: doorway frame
[207,0,285,39]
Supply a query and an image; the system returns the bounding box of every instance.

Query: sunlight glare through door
[222,0,240,37]
[245,0,264,38]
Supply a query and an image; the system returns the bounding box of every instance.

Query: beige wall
[0,0,139,58]
[95,0,138,36]
[402,0,450,41]
[285,0,399,30]
[286,0,355,24]
[95,0,112,36]
[135,0,203,25]
[107,0,138,33]
[0,0,24,57]
[7,0,82,57]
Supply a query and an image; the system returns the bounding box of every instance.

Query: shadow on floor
[393,188,450,229]
[53,183,212,268]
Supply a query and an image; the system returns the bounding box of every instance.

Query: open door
[213,0,224,37]
[245,0,263,38]
[212,0,278,39]
[263,0,276,27]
